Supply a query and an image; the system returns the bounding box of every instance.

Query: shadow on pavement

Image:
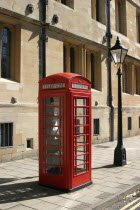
[92,164,115,170]
[0,178,18,184]
[0,180,63,204]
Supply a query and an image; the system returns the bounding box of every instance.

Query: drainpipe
[39,0,48,80]
[106,0,114,141]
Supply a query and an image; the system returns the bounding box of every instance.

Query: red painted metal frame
[39,73,92,191]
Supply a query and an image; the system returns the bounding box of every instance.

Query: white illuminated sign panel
[72,83,88,90]
[43,83,65,89]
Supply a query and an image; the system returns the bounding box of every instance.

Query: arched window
[1,27,11,79]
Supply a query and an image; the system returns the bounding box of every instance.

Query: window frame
[0,23,21,82]
[63,43,77,74]
[115,0,127,36]
[122,62,132,95]
[0,122,13,148]
[86,49,102,91]
[1,27,11,79]
[128,117,132,131]
[93,118,100,135]
[55,0,74,9]
[136,10,140,43]
[134,66,140,95]
[91,0,106,25]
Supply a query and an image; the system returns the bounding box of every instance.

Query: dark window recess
[61,0,67,5]
[94,119,100,135]
[63,45,66,73]
[137,15,140,43]
[96,0,99,21]
[118,1,122,33]
[128,117,132,130]
[0,123,13,147]
[122,64,127,93]
[1,28,11,79]
[136,68,139,95]
[139,117,140,129]
[27,140,31,148]
[91,53,95,89]
[70,47,75,73]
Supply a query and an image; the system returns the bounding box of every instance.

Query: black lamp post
[110,37,128,166]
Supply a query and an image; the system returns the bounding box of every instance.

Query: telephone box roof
[40,73,90,83]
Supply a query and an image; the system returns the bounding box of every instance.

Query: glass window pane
[44,117,62,126]
[5,124,8,146]
[75,117,87,125]
[128,117,132,130]
[47,146,62,156]
[75,155,87,164]
[76,98,87,106]
[47,156,63,166]
[0,124,4,147]
[44,136,63,146]
[75,108,87,116]
[75,164,87,175]
[9,123,13,146]
[75,126,85,135]
[45,107,63,116]
[43,127,63,136]
[47,166,62,175]
[75,145,87,156]
[44,97,63,106]
[75,135,87,145]
[94,119,100,135]
[1,28,10,79]
[0,123,13,147]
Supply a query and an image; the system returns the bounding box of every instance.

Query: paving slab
[0,135,140,209]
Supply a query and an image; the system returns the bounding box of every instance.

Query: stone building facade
[0,0,140,162]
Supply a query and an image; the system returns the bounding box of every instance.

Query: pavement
[0,135,140,210]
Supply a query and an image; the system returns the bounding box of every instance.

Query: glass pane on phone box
[75,126,84,135]
[47,156,62,165]
[75,136,87,144]
[47,166,62,175]
[46,107,63,116]
[44,117,62,126]
[46,136,62,146]
[44,127,62,136]
[75,117,86,125]
[75,145,87,155]
[76,98,87,106]
[76,165,87,175]
[75,155,87,163]
[47,146,62,155]
[45,97,63,106]
[76,108,86,116]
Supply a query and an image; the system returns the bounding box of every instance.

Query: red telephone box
[39,73,92,191]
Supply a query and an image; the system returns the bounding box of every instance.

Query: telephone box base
[39,181,93,193]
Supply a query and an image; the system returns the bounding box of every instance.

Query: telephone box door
[39,92,67,188]
[71,94,91,188]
